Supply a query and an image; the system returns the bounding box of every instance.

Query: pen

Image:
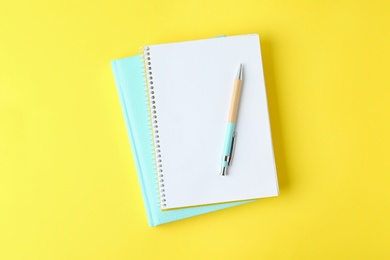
[220,63,243,176]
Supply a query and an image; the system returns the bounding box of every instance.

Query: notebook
[111,54,249,226]
[142,34,279,210]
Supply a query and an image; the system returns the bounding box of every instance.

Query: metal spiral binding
[141,46,167,208]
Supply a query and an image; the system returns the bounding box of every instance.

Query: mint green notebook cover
[111,54,248,226]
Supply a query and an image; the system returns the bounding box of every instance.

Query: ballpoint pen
[220,63,243,176]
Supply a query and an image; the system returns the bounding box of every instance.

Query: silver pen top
[220,167,228,176]
[235,63,243,80]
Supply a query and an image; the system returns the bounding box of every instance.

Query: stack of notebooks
[111,34,279,226]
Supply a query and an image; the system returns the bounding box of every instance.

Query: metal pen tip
[236,63,243,80]
[220,167,228,176]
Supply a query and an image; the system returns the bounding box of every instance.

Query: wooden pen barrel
[228,79,243,123]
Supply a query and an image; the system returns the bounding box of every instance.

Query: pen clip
[228,132,236,166]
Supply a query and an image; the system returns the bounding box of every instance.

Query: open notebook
[142,34,279,210]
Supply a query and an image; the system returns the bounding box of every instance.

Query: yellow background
[1,0,389,259]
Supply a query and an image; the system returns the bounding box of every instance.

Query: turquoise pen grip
[221,122,236,167]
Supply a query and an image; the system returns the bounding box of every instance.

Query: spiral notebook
[141,34,279,210]
[111,53,249,226]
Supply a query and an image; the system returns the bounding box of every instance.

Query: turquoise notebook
[111,54,248,226]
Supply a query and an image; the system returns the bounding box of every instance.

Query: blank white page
[146,34,278,209]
